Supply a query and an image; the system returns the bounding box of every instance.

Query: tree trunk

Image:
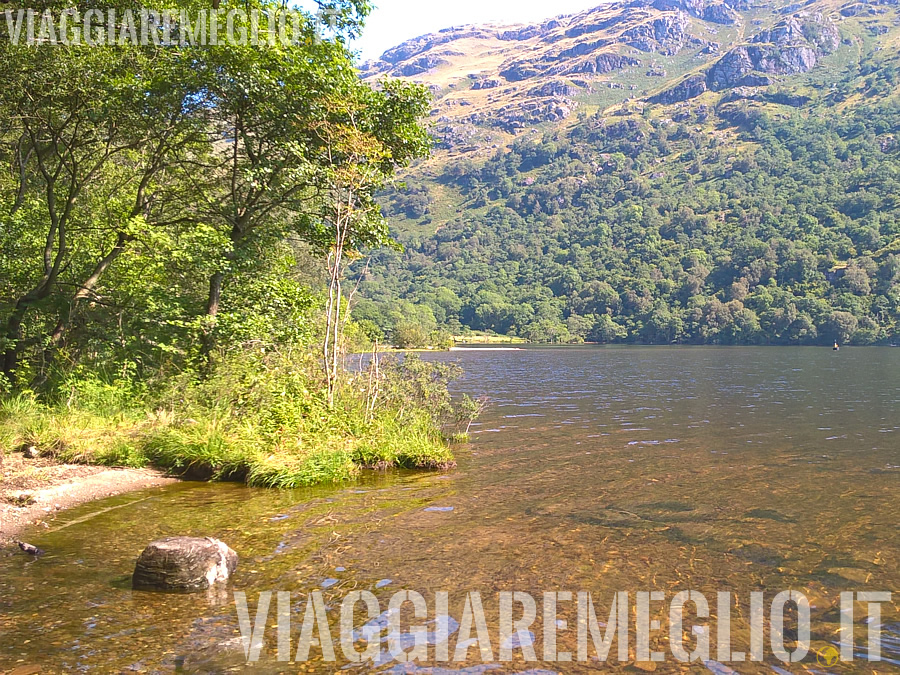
[1,277,56,385]
[206,271,224,318]
[200,271,225,366]
[30,235,130,387]
[2,302,29,384]
[200,221,242,366]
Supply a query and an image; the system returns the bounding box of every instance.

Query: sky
[314,0,608,62]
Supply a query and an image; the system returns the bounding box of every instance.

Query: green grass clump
[0,350,475,488]
[247,446,357,488]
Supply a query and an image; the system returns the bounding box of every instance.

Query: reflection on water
[1,347,898,673]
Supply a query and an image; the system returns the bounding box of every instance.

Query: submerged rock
[132,537,238,592]
[501,629,535,650]
[704,661,739,675]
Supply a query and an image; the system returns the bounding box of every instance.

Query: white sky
[302,0,609,61]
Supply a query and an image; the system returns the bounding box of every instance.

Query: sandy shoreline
[1,452,178,545]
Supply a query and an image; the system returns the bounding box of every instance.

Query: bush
[0,348,471,488]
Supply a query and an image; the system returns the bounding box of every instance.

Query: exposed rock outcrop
[630,0,741,24]
[622,13,698,55]
[491,99,576,132]
[649,73,708,103]
[707,44,811,89]
[704,13,838,91]
[646,11,842,98]
[499,19,562,41]
[552,39,613,60]
[648,0,707,14]
[366,0,859,132]
[752,13,840,53]
[528,80,581,97]
[498,25,542,41]
[702,3,741,24]
[565,15,626,39]
[472,78,501,90]
[393,56,449,77]
[500,61,543,82]
[380,27,495,64]
[721,88,812,106]
[564,53,641,74]
[840,3,873,17]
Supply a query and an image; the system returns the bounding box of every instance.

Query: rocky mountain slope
[361,0,898,153]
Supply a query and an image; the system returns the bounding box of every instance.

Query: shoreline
[1,453,178,545]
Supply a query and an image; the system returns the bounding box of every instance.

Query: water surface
[1,347,898,673]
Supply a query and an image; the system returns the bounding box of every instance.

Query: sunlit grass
[0,352,468,488]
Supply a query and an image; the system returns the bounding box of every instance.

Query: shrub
[0,348,473,488]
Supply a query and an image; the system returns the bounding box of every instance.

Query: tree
[827,311,858,344]
[187,28,430,363]
[0,44,204,384]
[589,314,627,343]
[843,263,871,296]
[0,1,431,385]
[391,322,428,349]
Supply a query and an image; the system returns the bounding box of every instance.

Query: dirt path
[1,452,178,545]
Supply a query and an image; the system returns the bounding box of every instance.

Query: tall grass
[0,350,470,488]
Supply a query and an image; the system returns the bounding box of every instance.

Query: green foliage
[0,0,457,488]
[0,0,432,385]
[391,322,429,349]
[0,349,462,487]
[378,355,481,438]
[363,94,900,345]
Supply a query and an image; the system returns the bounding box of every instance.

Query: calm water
[1,347,898,673]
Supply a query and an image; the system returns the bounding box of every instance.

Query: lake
[1,347,898,673]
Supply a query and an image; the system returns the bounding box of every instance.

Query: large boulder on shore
[132,537,238,592]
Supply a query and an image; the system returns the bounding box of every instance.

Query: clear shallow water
[1,347,898,673]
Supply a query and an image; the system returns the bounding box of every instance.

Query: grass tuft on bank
[0,351,474,488]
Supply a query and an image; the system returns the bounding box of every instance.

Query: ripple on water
[3,347,899,671]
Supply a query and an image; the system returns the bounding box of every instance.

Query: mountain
[354,0,900,346]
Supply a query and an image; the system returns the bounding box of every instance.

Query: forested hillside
[354,0,900,345]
